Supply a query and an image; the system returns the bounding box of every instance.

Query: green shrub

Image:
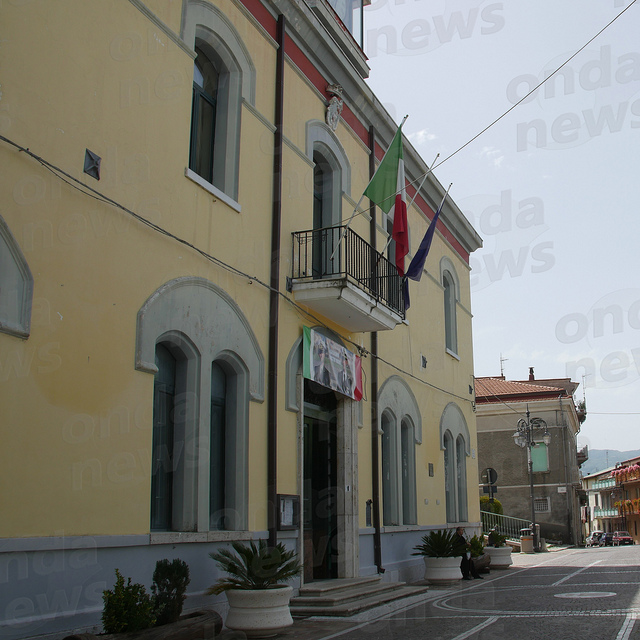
[468,534,485,558]
[480,496,503,514]
[102,569,155,633]
[151,559,191,626]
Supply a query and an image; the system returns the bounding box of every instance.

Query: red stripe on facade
[238,0,470,263]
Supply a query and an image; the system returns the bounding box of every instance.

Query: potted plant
[412,529,466,585]
[208,539,300,638]
[469,534,490,574]
[484,530,513,569]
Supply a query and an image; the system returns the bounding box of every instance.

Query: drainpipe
[558,395,573,544]
[368,125,384,574]
[267,14,285,548]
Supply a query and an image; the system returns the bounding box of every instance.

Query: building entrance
[303,379,338,582]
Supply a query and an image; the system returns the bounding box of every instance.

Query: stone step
[295,576,387,599]
[290,578,430,618]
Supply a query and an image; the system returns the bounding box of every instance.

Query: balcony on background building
[592,478,616,490]
[290,225,405,332]
[593,507,619,518]
[577,445,589,467]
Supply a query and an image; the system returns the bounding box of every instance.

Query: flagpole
[330,115,409,261]
[406,154,439,211]
[373,154,439,271]
[404,181,452,282]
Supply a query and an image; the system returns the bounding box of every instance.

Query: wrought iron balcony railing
[291,225,405,318]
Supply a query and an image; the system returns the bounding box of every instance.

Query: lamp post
[513,407,551,552]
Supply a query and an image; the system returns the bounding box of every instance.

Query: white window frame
[0,215,33,339]
[440,258,460,357]
[182,1,256,203]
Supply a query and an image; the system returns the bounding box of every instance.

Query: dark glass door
[303,379,338,581]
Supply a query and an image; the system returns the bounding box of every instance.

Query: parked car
[613,531,634,545]
[599,532,614,547]
[586,531,604,547]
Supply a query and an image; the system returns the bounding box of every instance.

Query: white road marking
[552,560,602,586]
[616,614,637,640]
[449,616,499,640]
[555,591,616,599]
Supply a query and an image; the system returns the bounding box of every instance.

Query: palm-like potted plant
[208,539,300,637]
[484,529,513,569]
[412,529,466,584]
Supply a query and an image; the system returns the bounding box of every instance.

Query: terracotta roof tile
[474,377,567,400]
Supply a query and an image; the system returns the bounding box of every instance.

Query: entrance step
[290,576,430,618]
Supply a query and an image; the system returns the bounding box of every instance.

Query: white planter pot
[225,585,294,638]
[422,556,462,585]
[484,546,513,569]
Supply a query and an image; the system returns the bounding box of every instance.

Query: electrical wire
[0,134,473,404]
[365,0,638,214]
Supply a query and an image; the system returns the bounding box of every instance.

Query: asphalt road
[277,545,640,640]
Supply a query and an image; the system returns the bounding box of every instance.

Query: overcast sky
[364,0,640,451]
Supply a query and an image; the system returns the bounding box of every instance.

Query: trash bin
[520,527,534,554]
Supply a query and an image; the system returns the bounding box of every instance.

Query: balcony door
[312,151,340,278]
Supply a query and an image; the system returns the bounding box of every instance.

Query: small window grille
[534,497,550,513]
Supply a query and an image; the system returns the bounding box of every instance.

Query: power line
[369,0,638,213]
[0,134,473,405]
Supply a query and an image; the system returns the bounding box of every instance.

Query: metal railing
[592,479,616,489]
[481,511,532,541]
[291,225,405,317]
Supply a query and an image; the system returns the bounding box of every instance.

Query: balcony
[592,478,616,490]
[577,445,589,466]
[593,507,618,518]
[290,225,405,332]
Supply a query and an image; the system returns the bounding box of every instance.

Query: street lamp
[513,406,551,551]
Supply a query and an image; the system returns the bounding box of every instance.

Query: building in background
[475,368,587,545]
[582,456,640,543]
[582,467,619,538]
[0,0,481,636]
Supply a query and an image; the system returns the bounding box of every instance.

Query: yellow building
[0,0,481,635]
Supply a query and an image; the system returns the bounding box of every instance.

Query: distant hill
[581,449,640,476]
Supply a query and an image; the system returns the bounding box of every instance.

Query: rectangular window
[531,443,549,472]
[534,497,550,513]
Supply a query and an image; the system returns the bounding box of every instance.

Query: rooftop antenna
[500,353,508,377]
[581,373,590,403]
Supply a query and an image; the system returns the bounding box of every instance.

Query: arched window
[443,431,455,522]
[443,271,457,354]
[0,214,33,339]
[137,277,265,533]
[312,151,338,277]
[190,45,218,185]
[150,335,199,532]
[306,122,350,268]
[182,1,256,205]
[456,435,468,522]
[381,411,397,526]
[151,344,177,531]
[401,418,417,525]
[379,376,421,526]
[210,361,226,529]
[440,403,470,524]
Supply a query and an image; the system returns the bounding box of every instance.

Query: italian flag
[363,123,409,276]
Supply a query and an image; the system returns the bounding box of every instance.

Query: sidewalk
[231,546,579,640]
